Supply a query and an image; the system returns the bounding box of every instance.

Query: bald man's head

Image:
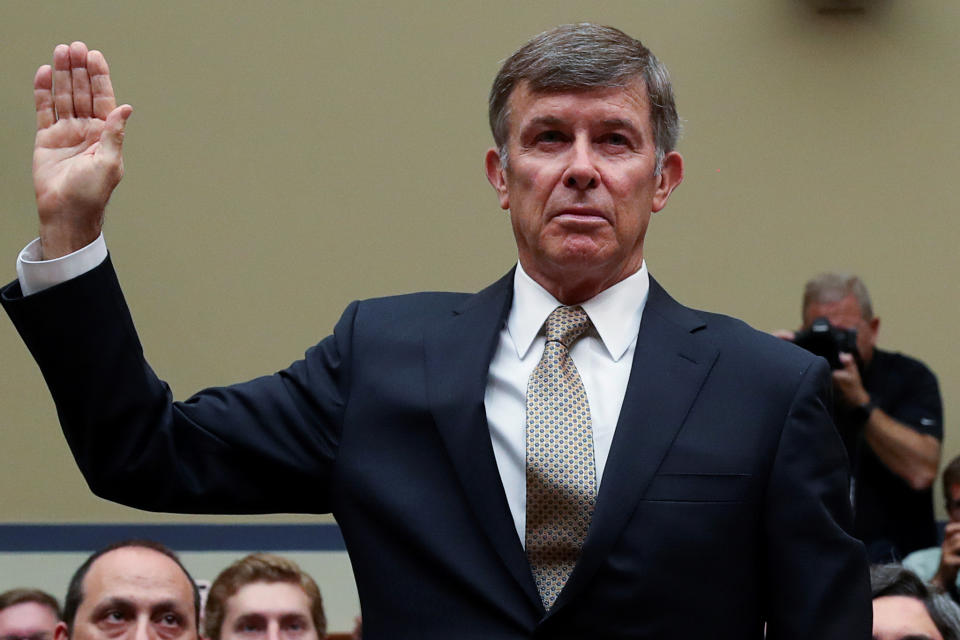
[57,541,199,640]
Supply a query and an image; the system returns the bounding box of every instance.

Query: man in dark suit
[2,24,870,639]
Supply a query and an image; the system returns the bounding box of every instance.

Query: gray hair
[488,23,680,172]
[802,272,874,321]
[870,564,960,640]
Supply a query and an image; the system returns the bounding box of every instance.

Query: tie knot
[544,305,591,347]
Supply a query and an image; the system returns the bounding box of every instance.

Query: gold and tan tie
[525,305,597,609]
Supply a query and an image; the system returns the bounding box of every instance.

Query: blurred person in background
[0,589,60,640]
[905,455,960,602]
[870,564,960,640]
[776,272,942,561]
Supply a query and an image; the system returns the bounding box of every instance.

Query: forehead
[225,582,310,617]
[804,294,864,326]
[0,602,58,631]
[82,547,195,612]
[872,595,942,640]
[506,81,651,134]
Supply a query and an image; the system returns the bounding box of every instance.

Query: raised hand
[33,41,133,259]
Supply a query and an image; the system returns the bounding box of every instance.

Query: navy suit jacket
[2,258,870,639]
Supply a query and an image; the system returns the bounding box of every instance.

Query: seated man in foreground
[52,540,199,640]
[204,553,326,640]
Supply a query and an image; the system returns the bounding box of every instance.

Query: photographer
[776,272,942,562]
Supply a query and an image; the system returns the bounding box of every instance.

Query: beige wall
[0,0,957,575]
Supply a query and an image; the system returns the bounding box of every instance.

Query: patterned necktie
[525,305,597,609]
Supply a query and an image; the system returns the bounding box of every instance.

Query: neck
[520,259,643,305]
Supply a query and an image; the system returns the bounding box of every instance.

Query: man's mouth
[550,208,611,226]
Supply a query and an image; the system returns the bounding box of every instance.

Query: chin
[555,239,618,265]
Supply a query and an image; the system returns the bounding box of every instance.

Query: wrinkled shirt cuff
[17,233,108,296]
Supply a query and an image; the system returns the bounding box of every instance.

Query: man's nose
[132,618,151,640]
[267,621,281,640]
[561,139,599,190]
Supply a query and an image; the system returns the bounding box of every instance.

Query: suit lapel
[548,277,720,616]
[423,269,544,612]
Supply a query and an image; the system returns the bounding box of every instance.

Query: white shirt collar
[508,261,650,362]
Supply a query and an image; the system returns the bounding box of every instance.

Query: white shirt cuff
[16,233,108,296]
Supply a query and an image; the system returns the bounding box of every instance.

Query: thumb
[100,104,133,162]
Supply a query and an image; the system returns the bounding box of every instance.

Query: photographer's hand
[832,352,870,407]
[933,522,960,592]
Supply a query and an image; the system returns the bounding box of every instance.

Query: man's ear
[54,621,69,640]
[651,151,684,213]
[868,317,880,345]
[485,148,510,210]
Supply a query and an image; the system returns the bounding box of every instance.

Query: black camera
[792,317,859,370]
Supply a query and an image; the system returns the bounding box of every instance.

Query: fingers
[99,104,133,164]
[837,352,858,374]
[52,44,74,119]
[50,41,107,121]
[34,65,55,130]
[36,40,125,138]
[87,50,117,120]
[69,41,93,118]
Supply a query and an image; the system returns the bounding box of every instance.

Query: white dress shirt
[485,262,649,542]
[16,238,649,543]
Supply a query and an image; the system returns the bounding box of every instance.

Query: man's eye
[535,131,566,144]
[158,614,181,627]
[106,611,126,622]
[603,133,629,146]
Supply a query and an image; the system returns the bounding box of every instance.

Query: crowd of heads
[1,541,333,640]
[9,532,960,638]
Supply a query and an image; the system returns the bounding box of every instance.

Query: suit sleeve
[763,358,872,639]
[1,256,352,514]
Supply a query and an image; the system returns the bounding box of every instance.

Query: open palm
[33,42,132,259]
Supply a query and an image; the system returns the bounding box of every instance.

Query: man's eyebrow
[524,115,566,130]
[233,614,265,625]
[522,116,642,135]
[600,118,642,134]
[279,613,310,621]
[91,597,134,615]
